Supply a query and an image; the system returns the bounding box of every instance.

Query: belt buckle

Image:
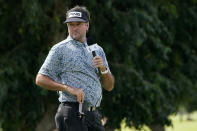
[88,106,96,111]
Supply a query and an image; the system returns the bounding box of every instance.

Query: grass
[115,112,197,131]
[166,111,197,131]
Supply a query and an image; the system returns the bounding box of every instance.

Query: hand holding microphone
[93,56,106,71]
[87,37,108,75]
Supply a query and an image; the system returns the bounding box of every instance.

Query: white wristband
[101,69,108,75]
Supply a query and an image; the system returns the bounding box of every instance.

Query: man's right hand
[65,86,85,103]
[35,74,85,103]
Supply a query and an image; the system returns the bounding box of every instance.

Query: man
[35,5,114,131]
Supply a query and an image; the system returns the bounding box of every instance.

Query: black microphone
[92,50,96,57]
[87,37,101,75]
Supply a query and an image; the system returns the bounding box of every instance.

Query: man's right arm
[35,74,85,103]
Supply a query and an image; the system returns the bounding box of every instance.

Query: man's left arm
[100,67,115,91]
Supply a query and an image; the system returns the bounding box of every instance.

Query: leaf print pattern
[38,36,111,107]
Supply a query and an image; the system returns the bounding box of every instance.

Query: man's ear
[86,23,89,26]
[86,22,89,31]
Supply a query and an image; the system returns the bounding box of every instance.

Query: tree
[0,0,61,130]
[0,0,197,131]
[87,0,197,130]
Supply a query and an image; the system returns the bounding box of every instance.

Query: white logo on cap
[68,11,82,18]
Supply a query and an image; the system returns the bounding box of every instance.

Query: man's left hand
[93,56,106,71]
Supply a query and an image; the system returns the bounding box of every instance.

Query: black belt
[62,102,97,111]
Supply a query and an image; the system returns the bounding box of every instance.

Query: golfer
[36,5,114,131]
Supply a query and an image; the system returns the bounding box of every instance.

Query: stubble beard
[71,32,85,43]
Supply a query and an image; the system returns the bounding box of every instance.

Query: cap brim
[64,18,87,23]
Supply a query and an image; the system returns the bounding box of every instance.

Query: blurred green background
[0,0,197,131]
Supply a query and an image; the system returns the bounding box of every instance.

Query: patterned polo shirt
[38,36,111,107]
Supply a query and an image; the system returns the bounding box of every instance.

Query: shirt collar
[65,35,88,47]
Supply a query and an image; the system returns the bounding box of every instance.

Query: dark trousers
[55,102,105,131]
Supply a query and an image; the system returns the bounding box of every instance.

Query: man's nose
[72,25,78,30]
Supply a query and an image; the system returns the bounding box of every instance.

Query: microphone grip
[92,51,101,74]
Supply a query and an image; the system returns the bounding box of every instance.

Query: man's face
[67,22,89,43]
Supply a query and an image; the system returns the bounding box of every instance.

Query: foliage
[0,0,58,130]
[86,0,197,129]
[0,0,197,130]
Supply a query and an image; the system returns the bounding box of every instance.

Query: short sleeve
[38,45,63,81]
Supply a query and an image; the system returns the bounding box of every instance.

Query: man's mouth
[72,32,78,36]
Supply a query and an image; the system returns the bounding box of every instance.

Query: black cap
[64,11,89,23]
